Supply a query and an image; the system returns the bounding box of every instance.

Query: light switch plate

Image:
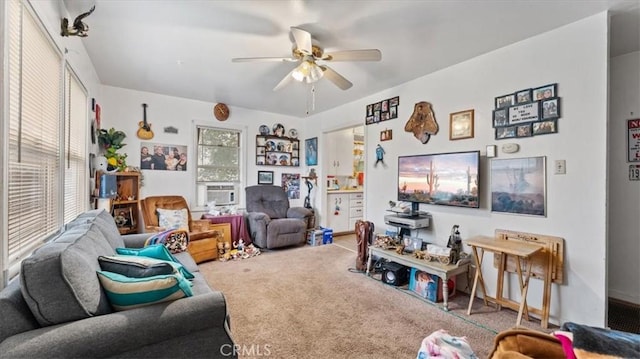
[555,160,566,174]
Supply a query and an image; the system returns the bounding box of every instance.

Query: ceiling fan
[232,27,382,91]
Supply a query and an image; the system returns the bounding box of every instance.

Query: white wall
[608,51,640,304]
[304,12,610,326]
[99,86,306,210]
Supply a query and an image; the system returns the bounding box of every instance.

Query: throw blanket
[145,228,189,254]
[416,329,477,359]
[560,322,640,359]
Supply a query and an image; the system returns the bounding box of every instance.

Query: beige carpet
[199,237,549,358]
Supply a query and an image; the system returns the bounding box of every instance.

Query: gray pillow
[98,255,175,278]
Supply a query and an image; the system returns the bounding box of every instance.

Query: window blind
[6,0,63,278]
[63,67,88,223]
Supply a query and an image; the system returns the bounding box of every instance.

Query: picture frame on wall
[541,97,560,120]
[515,89,532,104]
[532,83,557,101]
[449,109,474,140]
[496,126,517,139]
[532,119,558,135]
[490,156,547,217]
[495,93,515,108]
[305,137,318,166]
[493,108,509,127]
[258,171,274,185]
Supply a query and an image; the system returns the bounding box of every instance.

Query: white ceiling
[63,0,640,118]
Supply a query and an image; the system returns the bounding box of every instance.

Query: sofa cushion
[68,209,125,249]
[20,222,114,326]
[98,255,175,278]
[97,271,193,311]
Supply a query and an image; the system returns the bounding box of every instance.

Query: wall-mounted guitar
[136,103,154,140]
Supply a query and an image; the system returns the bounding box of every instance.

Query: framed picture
[516,89,532,104]
[541,97,560,119]
[449,109,474,140]
[281,173,300,199]
[389,96,399,107]
[380,129,393,141]
[493,108,509,127]
[305,137,318,166]
[532,83,557,101]
[140,142,188,171]
[516,124,532,137]
[490,156,546,217]
[532,119,558,135]
[256,146,266,155]
[258,171,274,185]
[496,126,517,140]
[495,93,515,108]
[628,119,640,162]
[112,206,134,228]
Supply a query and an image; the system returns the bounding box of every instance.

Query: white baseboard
[608,288,640,305]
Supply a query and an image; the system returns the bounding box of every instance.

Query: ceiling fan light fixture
[292,59,324,83]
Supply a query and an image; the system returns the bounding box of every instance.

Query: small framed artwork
[365,116,374,125]
[516,124,532,137]
[516,89,532,104]
[380,129,393,141]
[493,108,509,127]
[256,146,266,155]
[258,171,274,185]
[495,93,515,109]
[541,97,560,119]
[305,137,318,166]
[373,102,382,112]
[373,111,381,123]
[496,126,517,140]
[532,119,558,135]
[486,145,497,158]
[532,83,557,101]
[366,104,373,117]
[389,96,399,107]
[449,109,474,140]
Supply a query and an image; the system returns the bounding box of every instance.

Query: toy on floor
[218,240,260,261]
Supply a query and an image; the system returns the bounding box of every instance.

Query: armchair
[245,185,313,249]
[140,195,221,263]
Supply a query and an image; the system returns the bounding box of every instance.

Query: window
[195,126,242,206]
[2,0,88,286]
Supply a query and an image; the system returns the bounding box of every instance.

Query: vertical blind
[5,0,64,280]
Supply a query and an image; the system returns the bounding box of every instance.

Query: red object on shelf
[357,172,364,186]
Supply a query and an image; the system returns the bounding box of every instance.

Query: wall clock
[214,103,229,121]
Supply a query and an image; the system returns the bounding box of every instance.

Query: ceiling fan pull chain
[312,85,316,112]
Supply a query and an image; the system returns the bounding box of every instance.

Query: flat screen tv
[398,150,480,210]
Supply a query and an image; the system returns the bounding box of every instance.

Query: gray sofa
[245,185,313,249]
[0,209,235,359]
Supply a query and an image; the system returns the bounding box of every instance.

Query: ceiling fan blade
[273,66,298,91]
[320,65,353,90]
[290,27,312,55]
[324,49,382,62]
[232,57,297,63]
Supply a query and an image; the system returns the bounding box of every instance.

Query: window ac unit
[204,184,237,205]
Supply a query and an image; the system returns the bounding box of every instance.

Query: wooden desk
[465,235,542,327]
[367,246,470,311]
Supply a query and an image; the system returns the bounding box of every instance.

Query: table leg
[467,247,487,315]
[516,258,535,326]
[515,257,530,322]
[442,275,449,312]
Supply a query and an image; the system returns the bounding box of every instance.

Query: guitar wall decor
[137,103,154,140]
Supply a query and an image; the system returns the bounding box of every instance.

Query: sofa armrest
[287,207,312,219]
[0,292,234,359]
[121,233,153,248]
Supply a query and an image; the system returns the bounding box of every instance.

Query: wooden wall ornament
[405,101,438,144]
[214,103,230,121]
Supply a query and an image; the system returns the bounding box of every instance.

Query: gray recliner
[245,185,313,249]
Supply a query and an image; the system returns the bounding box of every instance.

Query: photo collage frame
[365,96,399,125]
[492,83,561,140]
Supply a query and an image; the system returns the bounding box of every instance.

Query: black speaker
[381,261,408,286]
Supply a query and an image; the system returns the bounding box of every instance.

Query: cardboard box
[306,229,324,246]
[321,227,333,244]
[408,268,456,302]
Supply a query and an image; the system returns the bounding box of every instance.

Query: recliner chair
[245,185,313,249]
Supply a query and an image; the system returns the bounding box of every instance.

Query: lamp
[292,57,324,84]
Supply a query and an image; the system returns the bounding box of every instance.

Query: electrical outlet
[555,160,566,174]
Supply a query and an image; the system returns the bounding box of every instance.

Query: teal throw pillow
[97,271,193,311]
[115,245,194,279]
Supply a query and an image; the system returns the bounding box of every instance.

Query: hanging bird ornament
[61,5,95,37]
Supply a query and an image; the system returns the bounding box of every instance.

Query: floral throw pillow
[156,208,189,231]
